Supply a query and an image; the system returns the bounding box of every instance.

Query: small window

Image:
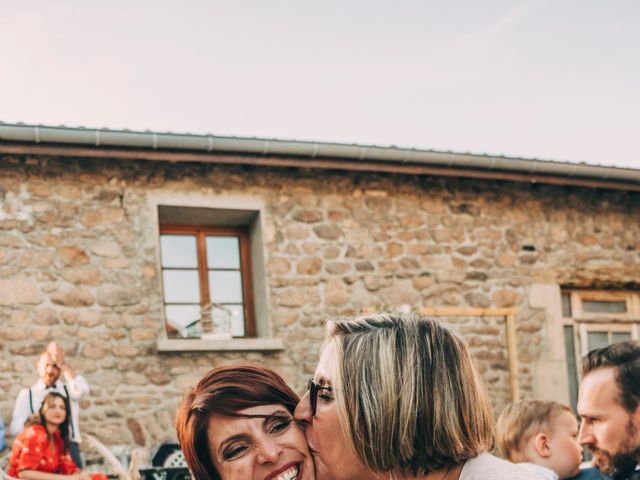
[582,300,627,314]
[160,225,254,339]
[561,289,640,411]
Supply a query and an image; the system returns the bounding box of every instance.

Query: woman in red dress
[8,392,106,480]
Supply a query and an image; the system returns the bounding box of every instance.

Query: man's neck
[37,378,59,389]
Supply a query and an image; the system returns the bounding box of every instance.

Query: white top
[10,377,90,443]
[520,463,559,480]
[460,453,546,480]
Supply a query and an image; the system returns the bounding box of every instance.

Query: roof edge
[0,123,639,188]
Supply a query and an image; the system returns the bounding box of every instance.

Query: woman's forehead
[45,397,65,407]
[316,341,338,384]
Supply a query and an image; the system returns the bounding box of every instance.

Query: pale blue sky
[1,0,638,168]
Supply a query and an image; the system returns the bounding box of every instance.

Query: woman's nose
[294,391,312,424]
[256,438,283,464]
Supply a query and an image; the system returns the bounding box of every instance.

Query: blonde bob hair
[325,312,494,475]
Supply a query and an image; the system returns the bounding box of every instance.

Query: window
[160,225,255,339]
[562,289,640,410]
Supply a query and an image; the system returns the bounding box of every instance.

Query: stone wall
[0,154,638,448]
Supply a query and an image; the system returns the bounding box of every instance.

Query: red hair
[175,365,299,480]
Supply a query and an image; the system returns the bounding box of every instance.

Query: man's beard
[589,418,640,478]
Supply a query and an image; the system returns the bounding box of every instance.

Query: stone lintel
[156,338,284,352]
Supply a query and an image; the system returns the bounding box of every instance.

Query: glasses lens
[307,379,317,416]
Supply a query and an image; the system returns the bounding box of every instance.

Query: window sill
[156,337,284,352]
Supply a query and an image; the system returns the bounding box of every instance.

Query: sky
[1,0,639,169]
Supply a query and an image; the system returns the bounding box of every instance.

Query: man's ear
[534,433,552,458]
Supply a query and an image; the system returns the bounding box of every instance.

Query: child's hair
[496,399,573,462]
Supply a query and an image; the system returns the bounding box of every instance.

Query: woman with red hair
[175,364,314,480]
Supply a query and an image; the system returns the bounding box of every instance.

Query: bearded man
[578,340,640,480]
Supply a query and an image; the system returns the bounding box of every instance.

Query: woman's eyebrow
[315,376,332,386]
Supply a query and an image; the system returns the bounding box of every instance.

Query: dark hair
[39,392,71,452]
[175,365,299,480]
[582,340,640,412]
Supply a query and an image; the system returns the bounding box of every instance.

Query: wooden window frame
[160,224,256,337]
[565,289,639,322]
[562,289,640,410]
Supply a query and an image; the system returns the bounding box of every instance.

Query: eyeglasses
[307,379,333,416]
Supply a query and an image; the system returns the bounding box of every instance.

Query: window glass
[209,271,243,303]
[587,331,609,351]
[228,304,245,337]
[165,305,202,337]
[612,332,632,344]
[163,270,201,303]
[160,235,198,268]
[562,292,572,318]
[583,300,627,314]
[206,236,241,269]
[212,304,245,337]
[563,326,578,411]
[160,224,254,339]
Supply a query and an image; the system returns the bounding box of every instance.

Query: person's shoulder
[14,386,30,398]
[15,424,48,446]
[23,424,47,438]
[461,453,546,480]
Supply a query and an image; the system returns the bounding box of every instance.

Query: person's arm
[63,373,90,400]
[10,389,30,436]
[0,413,5,451]
[47,342,89,399]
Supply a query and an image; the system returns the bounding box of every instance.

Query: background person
[496,400,582,479]
[175,364,314,480]
[8,392,106,480]
[294,312,544,480]
[1,411,6,452]
[578,340,640,480]
[11,342,89,468]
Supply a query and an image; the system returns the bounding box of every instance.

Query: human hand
[46,341,65,367]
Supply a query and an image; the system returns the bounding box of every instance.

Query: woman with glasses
[175,365,314,480]
[295,312,544,480]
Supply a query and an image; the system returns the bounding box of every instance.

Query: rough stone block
[0,278,42,305]
[492,289,523,307]
[81,207,125,227]
[52,287,95,307]
[313,224,343,240]
[292,210,322,223]
[56,246,90,267]
[268,257,291,275]
[296,256,322,275]
[97,284,141,307]
[62,268,102,286]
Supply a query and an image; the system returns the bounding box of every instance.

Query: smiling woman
[8,392,107,480]
[175,365,314,480]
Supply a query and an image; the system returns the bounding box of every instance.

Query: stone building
[0,123,639,448]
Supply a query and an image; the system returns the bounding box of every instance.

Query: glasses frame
[307,378,333,416]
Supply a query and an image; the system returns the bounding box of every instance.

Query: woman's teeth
[276,465,299,480]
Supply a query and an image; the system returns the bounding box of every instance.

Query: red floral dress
[8,425,107,480]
